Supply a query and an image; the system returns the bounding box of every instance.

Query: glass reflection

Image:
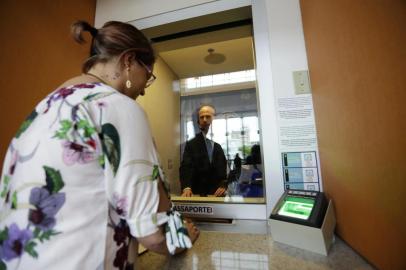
[180,105,228,197]
[211,251,269,270]
[178,79,264,201]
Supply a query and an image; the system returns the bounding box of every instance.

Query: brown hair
[71,20,155,73]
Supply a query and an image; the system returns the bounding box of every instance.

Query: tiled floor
[137,231,374,270]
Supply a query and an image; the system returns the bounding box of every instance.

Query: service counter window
[138,5,272,220]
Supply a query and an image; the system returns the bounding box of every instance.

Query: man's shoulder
[213,141,223,149]
[188,133,203,143]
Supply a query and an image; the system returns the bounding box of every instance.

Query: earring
[125,67,132,89]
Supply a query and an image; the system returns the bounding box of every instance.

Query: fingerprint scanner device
[269,189,336,255]
[270,189,328,228]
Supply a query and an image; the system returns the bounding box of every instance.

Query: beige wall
[137,58,181,194]
[300,1,406,269]
[0,0,96,167]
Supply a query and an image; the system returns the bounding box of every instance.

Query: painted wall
[137,58,181,195]
[300,1,406,269]
[0,0,96,167]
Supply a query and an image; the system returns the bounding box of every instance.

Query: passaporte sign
[174,204,214,215]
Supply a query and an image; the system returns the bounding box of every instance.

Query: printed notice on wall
[277,95,318,150]
[277,96,314,122]
[279,124,317,149]
[281,151,320,191]
[276,94,321,191]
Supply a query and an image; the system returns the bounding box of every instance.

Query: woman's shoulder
[104,90,145,114]
[56,75,104,89]
[91,87,149,123]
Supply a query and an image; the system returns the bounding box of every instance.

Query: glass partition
[178,76,264,202]
[141,6,266,204]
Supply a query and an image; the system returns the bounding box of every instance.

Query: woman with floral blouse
[0,20,199,270]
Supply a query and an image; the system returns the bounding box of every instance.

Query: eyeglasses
[137,59,156,88]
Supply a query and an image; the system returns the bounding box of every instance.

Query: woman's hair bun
[71,20,98,44]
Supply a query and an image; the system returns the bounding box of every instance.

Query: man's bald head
[198,105,215,133]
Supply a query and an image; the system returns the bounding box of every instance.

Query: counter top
[171,195,266,204]
[137,231,373,270]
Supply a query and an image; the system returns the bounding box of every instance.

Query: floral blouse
[0,83,189,270]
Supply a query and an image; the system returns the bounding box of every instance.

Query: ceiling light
[204,48,226,65]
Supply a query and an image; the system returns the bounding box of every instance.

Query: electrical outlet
[293,70,311,94]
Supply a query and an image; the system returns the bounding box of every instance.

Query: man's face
[198,106,215,133]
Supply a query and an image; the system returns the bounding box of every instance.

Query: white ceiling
[158,36,254,79]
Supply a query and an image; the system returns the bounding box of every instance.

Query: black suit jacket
[180,132,227,196]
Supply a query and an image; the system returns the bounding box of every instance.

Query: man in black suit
[180,105,227,197]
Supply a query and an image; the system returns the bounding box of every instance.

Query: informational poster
[277,96,318,151]
[282,151,320,191]
[276,94,321,191]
